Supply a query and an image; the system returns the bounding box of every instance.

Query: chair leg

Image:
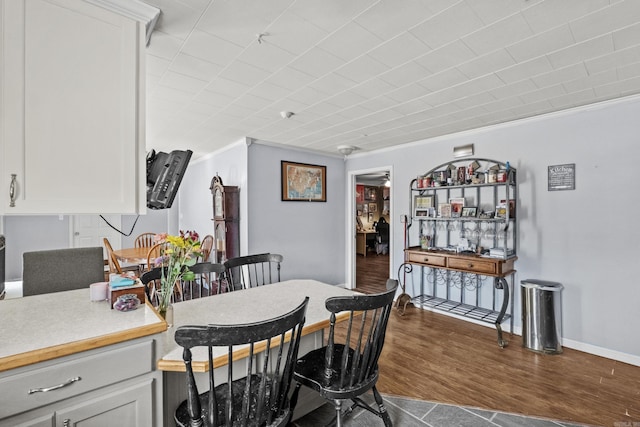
[290,382,302,416]
[372,386,392,427]
[333,399,343,427]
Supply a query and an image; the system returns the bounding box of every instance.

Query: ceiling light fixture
[280,111,294,119]
[337,145,358,156]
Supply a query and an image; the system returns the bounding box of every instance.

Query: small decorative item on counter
[89,282,108,301]
[114,294,140,312]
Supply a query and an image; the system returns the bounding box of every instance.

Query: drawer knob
[468,263,474,268]
[424,258,429,262]
[28,376,82,394]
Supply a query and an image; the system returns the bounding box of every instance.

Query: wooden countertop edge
[157,312,350,373]
[0,319,167,373]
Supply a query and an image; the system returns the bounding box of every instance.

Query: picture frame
[414,195,434,209]
[356,184,365,203]
[461,206,477,217]
[368,212,374,222]
[449,197,465,217]
[369,202,377,213]
[438,203,452,218]
[365,186,377,201]
[281,161,326,202]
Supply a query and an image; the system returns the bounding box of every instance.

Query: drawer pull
[467,263,474,268]
[424,258,429,262]
[28,376,81,394]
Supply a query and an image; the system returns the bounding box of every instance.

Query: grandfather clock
[210,174,239,263]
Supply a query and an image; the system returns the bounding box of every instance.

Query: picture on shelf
[438,203,452,218]
[449,197,464,217]
[461,206,477,217]
[414,195,434,209]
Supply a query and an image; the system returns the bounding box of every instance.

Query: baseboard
[561,338,640,367]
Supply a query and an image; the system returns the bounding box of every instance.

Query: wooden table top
[112,247,150,264]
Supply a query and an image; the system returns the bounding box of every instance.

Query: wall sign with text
[548,163,575,191]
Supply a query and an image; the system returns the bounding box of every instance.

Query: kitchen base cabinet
[0,336,162,427]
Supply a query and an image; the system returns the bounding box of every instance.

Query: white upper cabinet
[1,0,146,214]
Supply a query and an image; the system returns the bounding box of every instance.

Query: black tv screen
[146,149,192,210]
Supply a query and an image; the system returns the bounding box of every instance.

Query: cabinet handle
[467,263,474,268]
[63,419,70,427]
[9,174,17,207]
[423,257,429,262]
[27,376,82,394]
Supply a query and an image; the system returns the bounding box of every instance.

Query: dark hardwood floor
[353,253,640,427]
[355,252,390,294]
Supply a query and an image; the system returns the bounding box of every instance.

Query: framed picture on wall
[365,187,377,201]
[369,203,377,212]
[281,161,326,202]
[368,212,374,222]
[356,184,364,203]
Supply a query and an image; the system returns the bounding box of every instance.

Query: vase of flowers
[153,230,201,324]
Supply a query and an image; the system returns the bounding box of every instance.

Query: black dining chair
[223,253,283,290]
[291,279,398,427]
[181,261,227,300]
[140,266,180,305]
[173,297,309,427]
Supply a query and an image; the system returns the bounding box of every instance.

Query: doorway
[349,168,392,294]
[70,215,123,260]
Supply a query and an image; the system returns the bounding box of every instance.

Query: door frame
[346,166,393,290]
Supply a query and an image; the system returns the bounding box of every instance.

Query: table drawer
[0,340,153,419]
[448,258,496,274]
[407,252,446,267]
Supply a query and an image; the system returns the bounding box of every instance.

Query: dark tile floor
[293,393,596,427]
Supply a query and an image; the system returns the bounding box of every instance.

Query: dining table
[157,279,358,425]
[112,246,151,266]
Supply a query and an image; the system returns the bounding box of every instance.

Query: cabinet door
[55,379,153,427]
[1,0,145,214]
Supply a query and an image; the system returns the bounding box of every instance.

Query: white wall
[178,140,248,253]
[345,95,640,363]
[247,142,346,285]
[2,209,173,280]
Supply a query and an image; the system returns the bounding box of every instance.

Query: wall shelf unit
[401,158,517,347]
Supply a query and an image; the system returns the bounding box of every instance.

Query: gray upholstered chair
[22,247,105,296]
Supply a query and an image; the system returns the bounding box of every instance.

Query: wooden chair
[22,247,105,296]
[146,241,168,271]
[181,262,227,300]
[291,280,398,427]
[223,253,283,291]
[200,234,214,262]
[173,297,309,427]
[103,238,139,275]
[134,232,156,248]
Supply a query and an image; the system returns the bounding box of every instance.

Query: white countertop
[157,279,357,372]
[0,288,166,372]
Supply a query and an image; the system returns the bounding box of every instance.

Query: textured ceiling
[142,0,640,158]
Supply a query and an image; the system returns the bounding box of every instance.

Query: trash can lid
[521,279,564,291]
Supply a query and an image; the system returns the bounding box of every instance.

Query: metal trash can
[521,279,563,354]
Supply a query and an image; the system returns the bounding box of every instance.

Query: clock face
[214,188,223,218]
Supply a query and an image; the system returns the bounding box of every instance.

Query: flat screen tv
[146,149,192,210]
